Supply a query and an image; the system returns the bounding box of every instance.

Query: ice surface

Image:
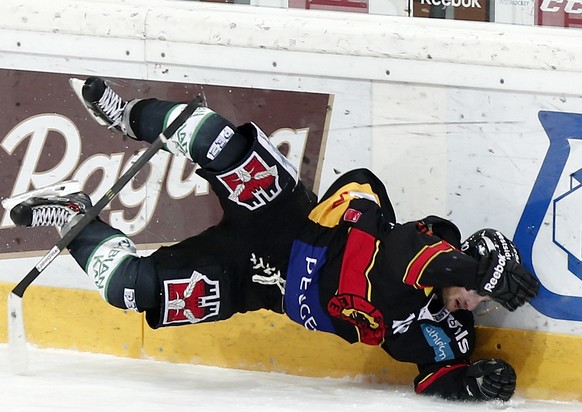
[1,344,580,412]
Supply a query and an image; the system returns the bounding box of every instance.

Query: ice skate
[5,181,92,235]
[69,77,136,136]
[1,181,81,211]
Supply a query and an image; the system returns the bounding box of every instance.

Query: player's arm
[387,218,483,291]
[388,219,538,310]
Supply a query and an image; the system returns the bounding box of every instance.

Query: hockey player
[7,77,538,402]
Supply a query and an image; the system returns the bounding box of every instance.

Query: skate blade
[69,78,108,127]
[1,180,81,211]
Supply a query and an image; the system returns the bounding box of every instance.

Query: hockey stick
[7,94,203,374]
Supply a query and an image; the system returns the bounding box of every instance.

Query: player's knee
[163,105,252,172]
[102,256,161,312]
[194,124,252,172]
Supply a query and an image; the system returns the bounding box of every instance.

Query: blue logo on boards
[421,324,455,362]
[515,111,582,321]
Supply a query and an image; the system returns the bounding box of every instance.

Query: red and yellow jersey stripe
[308,182,381,228]
[402,241,455,289]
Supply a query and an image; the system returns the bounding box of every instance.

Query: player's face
[441,286,490,312]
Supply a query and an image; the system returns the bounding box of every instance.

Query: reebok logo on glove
[470,228,538,311]
[483,253,506,293]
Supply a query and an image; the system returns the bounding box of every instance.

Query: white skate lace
[97,87,126,128]
[31,206,74,228]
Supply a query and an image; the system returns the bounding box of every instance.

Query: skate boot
[69,77,139,138]
[5,182,93,236]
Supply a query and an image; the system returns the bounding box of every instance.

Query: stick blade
[8,292,28,374]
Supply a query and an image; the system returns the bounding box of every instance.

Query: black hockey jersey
[284,169,481,367]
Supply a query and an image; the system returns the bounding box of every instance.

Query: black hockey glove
[465,359,516,401]
[476,251,538,310]
[462,229,539,311]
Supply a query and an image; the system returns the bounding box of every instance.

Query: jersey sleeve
[386,218,481,291]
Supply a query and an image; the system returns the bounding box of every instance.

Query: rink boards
[0,281,580,401]
[1,0,582,402]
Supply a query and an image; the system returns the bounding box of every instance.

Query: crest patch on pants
[162,270,221,326]
[218,153,281,210]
